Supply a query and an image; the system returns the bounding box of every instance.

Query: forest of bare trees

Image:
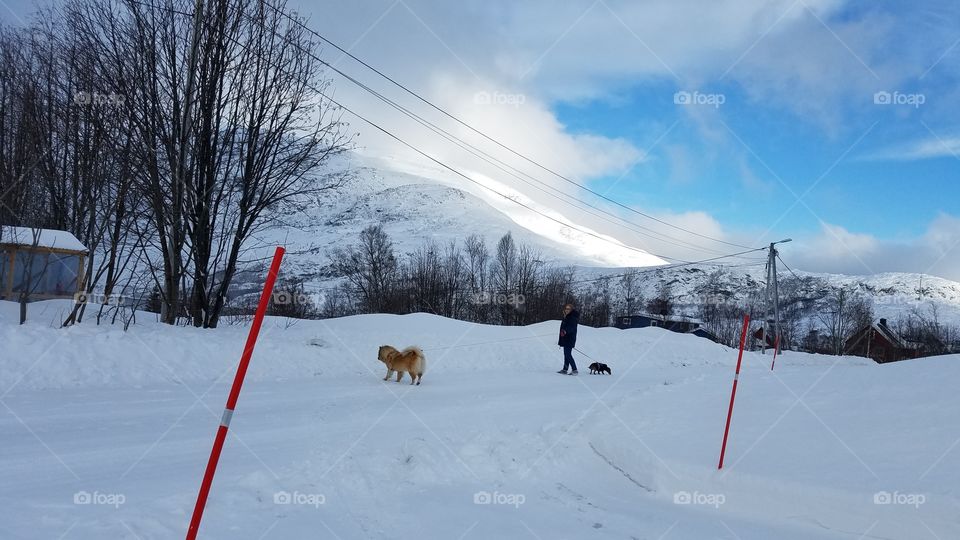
[326,227,591,326]
[0,0,351,327]
[303,225,959,358]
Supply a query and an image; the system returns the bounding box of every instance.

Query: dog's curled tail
[406,346,426,376]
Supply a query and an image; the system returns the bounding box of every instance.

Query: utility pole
[763,239,792,354]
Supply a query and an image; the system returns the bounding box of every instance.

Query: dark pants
[562,346,577,372]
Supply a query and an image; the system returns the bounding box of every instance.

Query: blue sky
[317,0,960,278]
[556,79,958,240]
[2,0,958,278]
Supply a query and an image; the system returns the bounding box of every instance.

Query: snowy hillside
[598,264,960,327]
[2,300,959,539]
[238,152,960,327]
[247,152,665,287]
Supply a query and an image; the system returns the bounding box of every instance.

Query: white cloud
[306,0,957,277]
[315,0,907,179]
[789,217,960,280]
[862,135,960,161]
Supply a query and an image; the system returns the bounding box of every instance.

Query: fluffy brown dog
[377,345,426,385]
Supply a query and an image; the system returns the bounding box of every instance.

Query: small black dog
[588,362,612,375]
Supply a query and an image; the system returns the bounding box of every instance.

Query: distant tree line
[319,225,613,326]
[0,0,351,327]
[290,226,959,357]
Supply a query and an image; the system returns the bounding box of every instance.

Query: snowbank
[2,300,958,539]
[0,300,867,391]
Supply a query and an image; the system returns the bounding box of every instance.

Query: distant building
[0,226,88,301]
[615,313,720,343]
[844,318,921,363]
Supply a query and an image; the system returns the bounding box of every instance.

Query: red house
[844,318,919,364]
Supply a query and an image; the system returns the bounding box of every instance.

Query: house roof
[847,321,909,350]
[626,313,703,324]
[871,322,908,349]
[686,327,717,338]
[0,226,87,252]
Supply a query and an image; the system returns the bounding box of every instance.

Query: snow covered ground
[1,300,958,539]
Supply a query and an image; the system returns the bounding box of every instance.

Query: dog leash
[573,346,599,361]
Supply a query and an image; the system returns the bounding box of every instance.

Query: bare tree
[618,268,641,315]
[463,233,489,321]
[490,232,517,324]
[647,279,674,317]
[514,244,543,324]
[824,286,872,355]
[332,224,398,313]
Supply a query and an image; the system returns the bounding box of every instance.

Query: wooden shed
[0,226,88,301]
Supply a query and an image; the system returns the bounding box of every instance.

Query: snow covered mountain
[249,152,665,282]
[596,264,960,327]
[245,152,960,326]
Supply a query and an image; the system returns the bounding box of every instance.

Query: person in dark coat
[557,303,579,375]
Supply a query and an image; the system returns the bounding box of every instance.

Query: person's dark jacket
[558,309,579,348]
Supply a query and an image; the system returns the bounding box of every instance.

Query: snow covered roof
[629,312,703,324]
[872,321,908,349]
[0,226,87,252]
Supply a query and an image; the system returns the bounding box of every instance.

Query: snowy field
[1,300,958,539]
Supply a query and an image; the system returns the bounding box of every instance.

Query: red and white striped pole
[186,246,285,540]
[769,335,781,371]
[718,314,750,470]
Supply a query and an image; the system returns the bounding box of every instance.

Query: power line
[320,64,739,257]
[325,93,710,263]
[776,253,806,282]
[259,1,756,251]
[134,0,746,259]
[128,0,766,267]
[177,0,749,258]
